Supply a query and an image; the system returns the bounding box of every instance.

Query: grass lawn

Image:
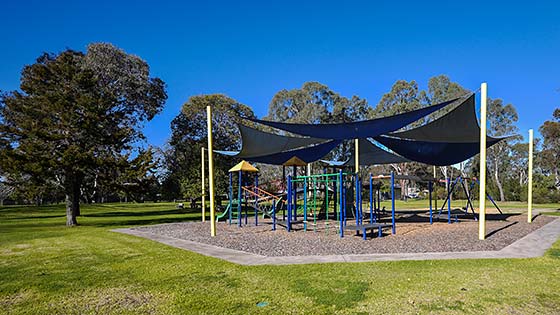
[1,202,559,314]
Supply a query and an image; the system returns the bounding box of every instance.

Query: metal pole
[479,83,487,240]
[339,170,344,238]
[429,181,433,224]
[447,177,451,224]
[287,175,292,232]
[255,174,258,226]
[391,171,396,234]
[206,106,216,236]
[528,129,534,223]
[369,173,373,223]
[238,170,242,227]
[355,139,359,174]
[228,172,232,225]
[201,147,205,222]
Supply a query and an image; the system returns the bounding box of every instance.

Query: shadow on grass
[2,215,66,221]
[86,215,202,228]
[82,208,197,218]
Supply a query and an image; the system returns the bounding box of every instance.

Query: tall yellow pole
[479,83,487,240]
[354,139,359,174]
[201,147,206,222]
[528,129,534,223]
[206,106,216,237]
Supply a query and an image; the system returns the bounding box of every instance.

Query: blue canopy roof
[243,140,342,165]
[246,98,460,140]
[374,136,503,166]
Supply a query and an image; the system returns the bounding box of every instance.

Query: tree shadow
[87,216,202,228]
[83,208,200,218]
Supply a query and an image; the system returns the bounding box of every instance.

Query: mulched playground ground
[132,211,556,257]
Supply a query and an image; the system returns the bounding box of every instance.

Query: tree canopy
[0,43,167,225]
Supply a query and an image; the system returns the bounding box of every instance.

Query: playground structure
[202,83,536,240]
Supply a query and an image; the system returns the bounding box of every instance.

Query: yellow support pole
[528,129,534,223]
[354,139,359,174]
[201,147,206,222]
[479,83,487,240]
[207,106,216,237]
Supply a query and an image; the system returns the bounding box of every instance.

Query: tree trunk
[65,176,82,226]
[494,161,505,202]
[66,193,78,226]
[400,179,407,200]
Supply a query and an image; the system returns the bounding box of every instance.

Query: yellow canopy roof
[228,160,259,173]
[283,156,307,167]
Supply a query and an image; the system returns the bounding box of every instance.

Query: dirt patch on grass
[49,287,167,315]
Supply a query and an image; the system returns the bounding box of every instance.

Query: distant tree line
[1,43,558,227]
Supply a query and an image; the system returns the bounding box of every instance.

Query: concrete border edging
[113,218,560,265]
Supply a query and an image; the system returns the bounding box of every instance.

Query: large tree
[164,94,255,201]
[0,43,167,225]
[372,80,430,198]
[539,108,560,190]
[486,99,520,201]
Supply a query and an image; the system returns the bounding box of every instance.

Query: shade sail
[374,136,503,166]
[390,94,500,143]
[321,139,408,167]
[346,139,409,166]
[244,140,341,165]
[246,98,460,140]
[236,124,327,158]
[375,93,508,165]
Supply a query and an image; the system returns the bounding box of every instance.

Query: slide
[216,203,231,222]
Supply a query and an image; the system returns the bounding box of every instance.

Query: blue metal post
[228,172,233,225]
[272,202,276,231]
[238,170,242,227]
[293,166,297,221]
[369,173,373,223]
[287,175,292,232]
[355,175,360,227]
[391,171,396,234]
[429,180,433,224]
[343,186,347,226]
[447,177,451,224]
[339,170,344,238]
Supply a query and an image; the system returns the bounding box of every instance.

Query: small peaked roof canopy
[229,160,259,173]
[283,156,307,166]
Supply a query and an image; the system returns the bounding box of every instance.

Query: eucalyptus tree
[486,99,520,201]
[164,94,255,200]
[539,108,560,190]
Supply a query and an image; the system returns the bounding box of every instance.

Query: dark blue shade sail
[374,136,503,166]
[244,140,341,165]
[236,124,327,158]
[246,98,460,140]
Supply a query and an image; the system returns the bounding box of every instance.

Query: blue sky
[1,1,558,146]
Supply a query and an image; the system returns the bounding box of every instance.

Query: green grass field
[1,202,559,314]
